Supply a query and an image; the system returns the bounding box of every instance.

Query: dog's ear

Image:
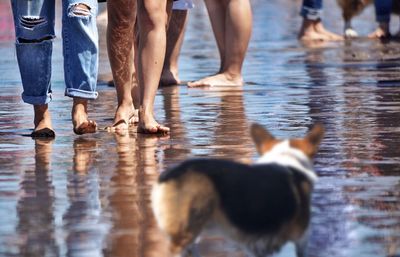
[250,123,277,155]
[305,123,325,148]
[290,123,324,158]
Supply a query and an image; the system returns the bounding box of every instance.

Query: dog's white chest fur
[256,140,318,182]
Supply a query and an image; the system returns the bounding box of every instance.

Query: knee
[67,3,95,19]
[17,16,54,43]
[138,2,168,32]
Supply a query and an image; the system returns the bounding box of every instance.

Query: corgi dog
[336,0,400,37]
[152,123,324,257]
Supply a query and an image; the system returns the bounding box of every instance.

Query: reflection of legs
[188,0,252,87]
[63,1,99,134]
[137,0,171,133]
[107,0,139,131]
[298,0,342,41]
[368,0,392,38]
[160,10,188,87]
[10,0,55,137]
[73,138,97,174]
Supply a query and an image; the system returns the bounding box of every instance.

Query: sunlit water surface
[0,0,399,256]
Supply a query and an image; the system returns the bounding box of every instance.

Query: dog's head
[250,123,324,181]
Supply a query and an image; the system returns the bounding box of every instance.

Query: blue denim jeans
[375,0,392,23]
[10,0,99,105]
[300,0,322,21]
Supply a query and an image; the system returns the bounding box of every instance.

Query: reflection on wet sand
[103,133,169,257]
[1,0,400,256]
[17,139,59,257]
[64,138,103,257]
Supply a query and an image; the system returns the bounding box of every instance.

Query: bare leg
[188,0,252,87]
[31,104,55,138]
[107,0,139,132]
[298,19,343,41]
[72,98,97,135]
[160,10,188,87]
[137,0,171,134]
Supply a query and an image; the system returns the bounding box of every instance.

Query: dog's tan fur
[152,171,218,254]
[152,123,324,257]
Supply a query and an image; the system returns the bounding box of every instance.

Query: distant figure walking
[10,0,99,137]
[369,0,393,38]
[298,0,343,41]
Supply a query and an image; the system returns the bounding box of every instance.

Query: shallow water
[0,0,400,256]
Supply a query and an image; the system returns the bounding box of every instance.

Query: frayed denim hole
[68,4,92,19]
[17,36,54,44]
[19,16,48,29]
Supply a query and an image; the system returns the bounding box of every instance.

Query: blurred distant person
[298,0,343,41]
[369,0,392,38]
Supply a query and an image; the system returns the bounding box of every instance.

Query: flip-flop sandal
[73,120,97,135]
[31,128,55,138]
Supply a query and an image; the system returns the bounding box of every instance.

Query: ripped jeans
[10,0,98,105]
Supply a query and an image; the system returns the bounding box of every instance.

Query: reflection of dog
[152,123,324,257]
[336,0,400,37]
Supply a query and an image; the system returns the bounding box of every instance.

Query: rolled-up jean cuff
[22,92,52,105]
[300,7,322,20]
[376,14,390,23]
[65,88,98,99]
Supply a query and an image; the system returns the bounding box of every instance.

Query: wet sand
[1,0,400,256]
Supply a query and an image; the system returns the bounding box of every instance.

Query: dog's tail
[152,171,218,255]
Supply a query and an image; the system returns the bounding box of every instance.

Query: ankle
[221,70,242,81]
[301,18,316,31]
[378,22,389,32]
[34,104,50,123]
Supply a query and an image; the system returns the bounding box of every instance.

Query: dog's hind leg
[295,228,310,257]
[152,172,217,256]
[342,10,358,37]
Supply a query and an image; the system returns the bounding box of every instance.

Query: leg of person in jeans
[369,0,392,38]
[160,0,193,87]
[188,0,252,87]
[106,0,139,132]
[298,0,342,41]
[62,0,99,134]
[10,0,56,138]
[136,0,172,133]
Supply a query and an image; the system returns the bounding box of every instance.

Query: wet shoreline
[1,0,400,256]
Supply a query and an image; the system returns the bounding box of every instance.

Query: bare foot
[31,105,55,138]
[137,108,170,134]
[368,24,390,39]
[72,98,97,135]
[188,73,243,87]
[314,21,343,41]
[160,69,181,87]
[299,19,343,41]
[107,103,138,132]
